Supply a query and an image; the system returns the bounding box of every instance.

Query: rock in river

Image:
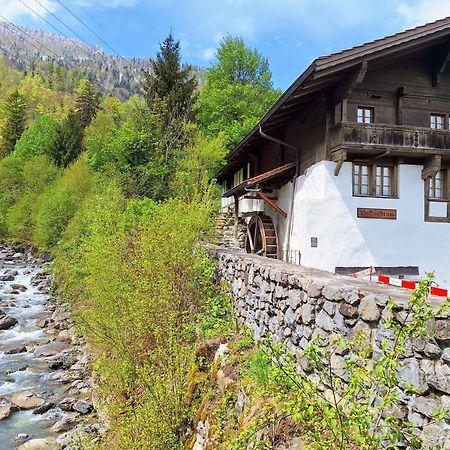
[18,437,59,450]
[0,315,18,330]
[11,391,45,409]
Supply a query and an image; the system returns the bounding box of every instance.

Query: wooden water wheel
[245,214,278,259]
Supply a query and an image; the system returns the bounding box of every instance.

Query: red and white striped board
[377,274,448,298]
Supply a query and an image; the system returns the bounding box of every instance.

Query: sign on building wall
[357,208,397,220]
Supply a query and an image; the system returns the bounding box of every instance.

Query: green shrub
[0,155,25,238]
[5,155,60,243]
[33,154,93,250]
[54,195,214,449]
[14,115,62,160]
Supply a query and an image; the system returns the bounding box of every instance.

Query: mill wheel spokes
[245,214,278,259]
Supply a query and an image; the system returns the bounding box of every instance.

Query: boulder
[412,396,440,418]
[358,295,380,322]
[32,402,55,415]
[398,358,428,394]
[73,399,93,415]
[10,283,27,292]
[0,405,13,420]
[315,310,334,332]
[18,437,59,450]
[34,341,68,357]
[421,422,450,449]
[11,391,44,409]
[50,413,79,433]
[3,344,27,355]
[339,303,358,318]
[435,319,450,343]
[0,315,18,330]
[0,275,14,281]
[428,361,450,394]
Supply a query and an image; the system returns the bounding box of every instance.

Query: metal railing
[283,249,301,266]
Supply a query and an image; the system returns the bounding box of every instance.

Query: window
[376,166,393,197]
[428,170,445,199]
[430,114,445,130]
[353,164,370,196]
[353,163,396,198]
[357,107,374,124]
[425,170,449,222]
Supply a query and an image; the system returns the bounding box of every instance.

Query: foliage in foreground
[53,188,220,449]
[221,278,450,450]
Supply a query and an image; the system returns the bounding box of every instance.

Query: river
[0,245,97,449]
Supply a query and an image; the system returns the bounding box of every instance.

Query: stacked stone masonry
[215,248,450,448]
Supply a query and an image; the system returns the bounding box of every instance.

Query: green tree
[51,79,100,167]
[14,115,62,160]
[75,79,100,127]
[197,36,280,149]
[172,132,227,202]
[142,32,197,122]
[1,89,27,157]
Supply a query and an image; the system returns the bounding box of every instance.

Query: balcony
[330,122,450,157]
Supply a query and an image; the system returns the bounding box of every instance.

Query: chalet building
[218,17,450,287]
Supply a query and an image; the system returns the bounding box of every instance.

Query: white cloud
[199,47,215,61]
[0,0,136,23]
[0,0,57,21]
[397,0,450,25]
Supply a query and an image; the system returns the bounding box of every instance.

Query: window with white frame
[353,163,396,198]
[430,114,445,130]
[357,106,374,124]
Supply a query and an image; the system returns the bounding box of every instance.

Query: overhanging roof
[217,16,450,183]
[223,162,296,198]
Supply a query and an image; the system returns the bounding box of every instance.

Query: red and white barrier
[377,274,448,298]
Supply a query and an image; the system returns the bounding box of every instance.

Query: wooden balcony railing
[330,122,450,154]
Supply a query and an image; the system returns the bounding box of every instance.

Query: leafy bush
[14,115,62,160]
[5,155,60,243]
[33,155,93,250]
[0,155,25,238]
[54,194,215,449]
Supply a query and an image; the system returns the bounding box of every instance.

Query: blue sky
[2,0,450,90]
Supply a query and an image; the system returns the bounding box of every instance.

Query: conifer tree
[50,80,99,167]
[1,89,27,157]
[142,32,197,122]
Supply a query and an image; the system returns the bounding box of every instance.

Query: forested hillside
[0,30,280,449]
[0,22,205,99]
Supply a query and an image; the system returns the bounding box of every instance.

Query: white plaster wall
[277,161,450,287]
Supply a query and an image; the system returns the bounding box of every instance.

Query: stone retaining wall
[215,248,450,448]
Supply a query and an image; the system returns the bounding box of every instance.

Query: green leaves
[0,89,27,157]
[196,36,281,150]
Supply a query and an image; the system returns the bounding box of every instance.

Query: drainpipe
[258,125,299,262]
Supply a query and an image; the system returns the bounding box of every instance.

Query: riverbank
[0,244,100,449]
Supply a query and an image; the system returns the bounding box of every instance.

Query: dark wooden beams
[256,191,287,218]
[333,61,368,104]
[422,155,442,179]
[432,44,450,86]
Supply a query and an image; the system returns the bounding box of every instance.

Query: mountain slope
[0,22,204,100]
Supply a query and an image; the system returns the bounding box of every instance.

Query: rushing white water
[0,255,69,449]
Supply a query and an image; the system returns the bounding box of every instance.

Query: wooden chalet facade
[218,17,450,287]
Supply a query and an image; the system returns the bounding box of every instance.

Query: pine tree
[75,79,100,128]
[1,89,27,157]
[142,33,197,122]
[50,80,99,167]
